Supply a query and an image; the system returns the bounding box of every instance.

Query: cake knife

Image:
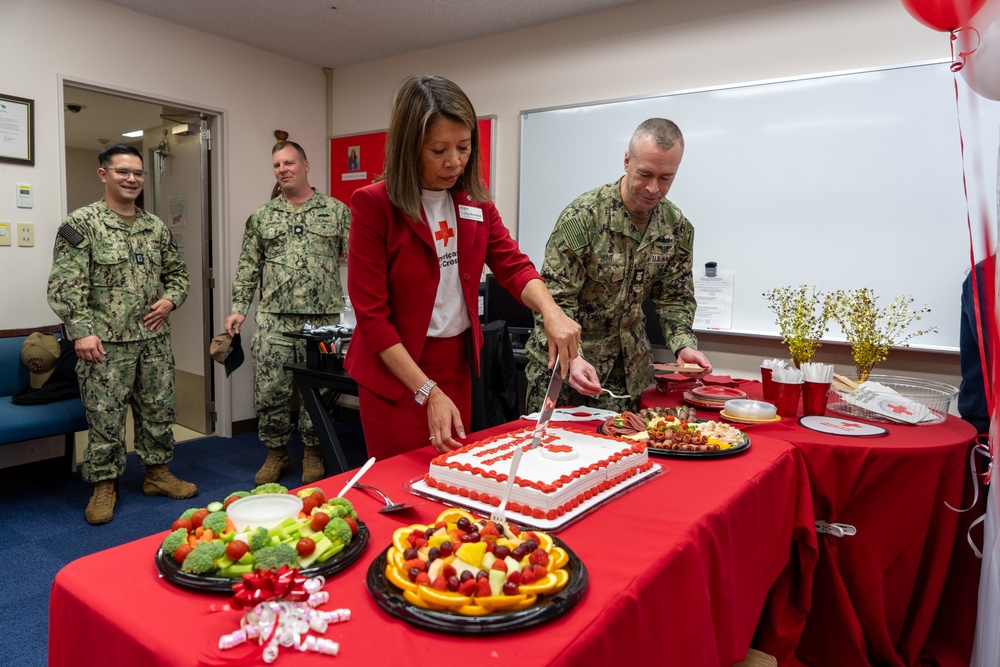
[530,355,562,449]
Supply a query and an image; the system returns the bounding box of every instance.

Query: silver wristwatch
[414,379,437,406]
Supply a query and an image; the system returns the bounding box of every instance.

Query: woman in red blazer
[346,75,580,459]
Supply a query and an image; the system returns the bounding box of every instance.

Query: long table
[49,419,817,666]
[640,382,980,667]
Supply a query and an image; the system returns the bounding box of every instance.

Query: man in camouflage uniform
[226,141,350,485]
[48,144,196,525]
[524,119,712,413]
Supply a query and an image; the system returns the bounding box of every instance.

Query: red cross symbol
[434,220,455,248]
[886,402,914,415]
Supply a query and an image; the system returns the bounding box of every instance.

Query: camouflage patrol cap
[210,331,245,377]
[21,332,61,389]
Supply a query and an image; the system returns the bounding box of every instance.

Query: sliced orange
[385,564,416,592]
[474,594,527,612]
[549,568,570,593]
[435,507,475,525]
[548,546,569,571]
[403,589,431,608]
[457,604,491,616]
[509,594,538,611]
[535,531,554,553]
[518,572,559,596]
[387,547,404,570]
[416,585,473,610]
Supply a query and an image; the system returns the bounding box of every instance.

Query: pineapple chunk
[455,542,487,568]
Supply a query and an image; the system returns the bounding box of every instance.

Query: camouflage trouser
[77,335,177,483]
[252,311,338,449]
[524,354,634,415]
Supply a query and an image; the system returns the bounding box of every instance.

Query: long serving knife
[530,355,562,449]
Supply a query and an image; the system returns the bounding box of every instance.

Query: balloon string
[953,70,998,438]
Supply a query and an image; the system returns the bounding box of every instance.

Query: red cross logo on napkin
[434,220,454,248]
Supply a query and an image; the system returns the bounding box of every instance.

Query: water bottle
[341,296,356,327]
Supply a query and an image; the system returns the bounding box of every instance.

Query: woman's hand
[425,387,466,453]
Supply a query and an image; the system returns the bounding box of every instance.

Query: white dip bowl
[226,493,303,531]
[724,399,777,420]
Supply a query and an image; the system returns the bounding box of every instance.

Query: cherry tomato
[190,509,209,529]
[171,518,193,533]
[343,517,359,537]
[310,512,330,532]
[223,495,242,509]
[301,496,319,515]
[296,538,316,557]
[174,543,193,565]
[309,490,326,507]
[225,540,249,561]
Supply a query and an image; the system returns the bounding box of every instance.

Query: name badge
[135,253,145,265]
[458,205,484,222]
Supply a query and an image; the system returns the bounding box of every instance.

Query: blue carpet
[0,432,325,667]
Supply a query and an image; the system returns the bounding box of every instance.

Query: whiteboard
[517,61,1000,352]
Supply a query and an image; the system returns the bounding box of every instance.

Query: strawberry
[508,524,521,537]
[506,570,521,585]
[431,576,448,591]
[459,578,477,596]
[480,523,501,539]
[403,558,426,572]
[475,578,492,598]
[532,564,549,579]
[529,548,549,566]
[491,559,508,572]
[414,572,431,586]
[520,567,538,584]
[442,564,457,579]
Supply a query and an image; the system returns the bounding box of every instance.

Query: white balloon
[962,0,1000,100]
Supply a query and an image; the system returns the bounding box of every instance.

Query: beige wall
[0,0,328,425]
[65,147,102,213]
[327,0,966,393]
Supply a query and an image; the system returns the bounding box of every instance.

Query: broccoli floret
[251,483,289,495]
[201,510,228,534]
[180,540,226,574]
[324,516,352,546]
[326,497,357,519]
[180,507,201,520]
[161,528,189,557]
[252,543,299,571]
[248,526,271,552]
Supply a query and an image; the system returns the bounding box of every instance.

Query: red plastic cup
[773,381,802,418]
[802,380,831,416]
[761,366,776,402]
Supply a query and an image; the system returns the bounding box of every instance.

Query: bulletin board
[329,116,495,206]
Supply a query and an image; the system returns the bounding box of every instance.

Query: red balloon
[900,0,988,31]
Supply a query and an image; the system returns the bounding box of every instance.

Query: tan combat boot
[255,446,291,485]
[302,446,325,484]
[85,479,118,525]
[143,464,198,499]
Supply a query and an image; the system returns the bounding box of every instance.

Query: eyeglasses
[105,167,147,179]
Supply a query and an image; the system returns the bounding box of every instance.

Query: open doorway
[62,84,217,442]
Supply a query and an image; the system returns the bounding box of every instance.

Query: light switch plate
[16,222,33,247]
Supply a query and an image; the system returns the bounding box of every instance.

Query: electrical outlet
[17,223,33,247]
[0,222,10,247]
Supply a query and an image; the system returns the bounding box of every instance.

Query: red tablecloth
[50,420,816,667]
[642,381,981,667]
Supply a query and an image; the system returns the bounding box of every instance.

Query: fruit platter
[599,407,750,458]
[155,483,369,594]
[367,508,587,633]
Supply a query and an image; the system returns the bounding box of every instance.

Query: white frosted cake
[422,426,652,522]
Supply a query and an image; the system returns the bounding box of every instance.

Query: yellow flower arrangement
[826,288,937,381]
[762,285,830,366]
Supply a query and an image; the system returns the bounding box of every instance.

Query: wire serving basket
[827,374,958,425]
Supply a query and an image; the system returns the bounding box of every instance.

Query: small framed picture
[0,94,34,165]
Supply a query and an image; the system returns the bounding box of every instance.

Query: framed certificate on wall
[0,93,34,166]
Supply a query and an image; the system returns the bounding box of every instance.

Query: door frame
[57,75,234,437]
